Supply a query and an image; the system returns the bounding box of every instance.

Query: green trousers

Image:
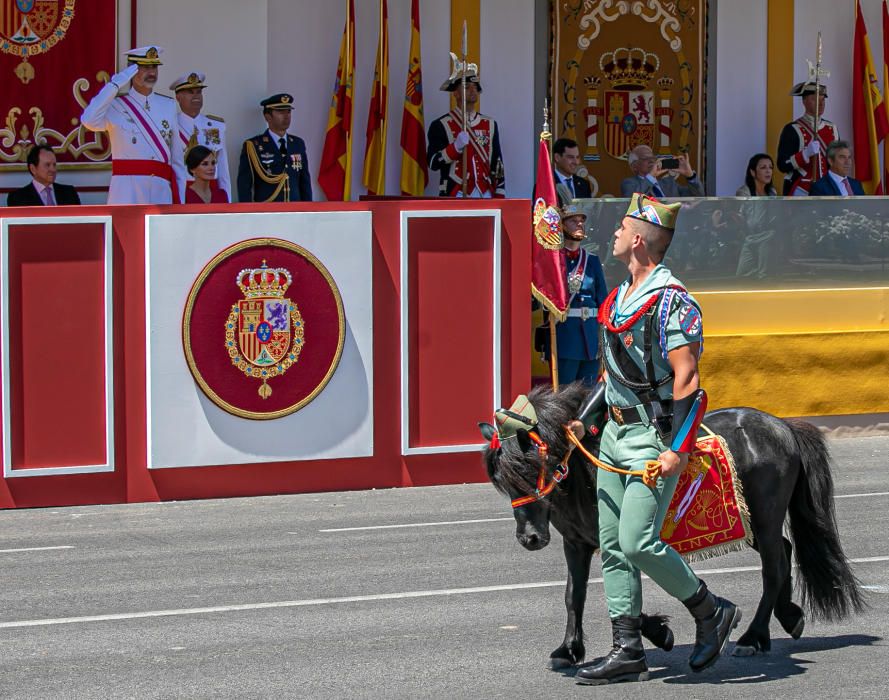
[597,419,700,617]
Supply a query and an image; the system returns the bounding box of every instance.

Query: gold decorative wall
[551,0,707,196]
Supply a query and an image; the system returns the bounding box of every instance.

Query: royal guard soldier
[237,94,312,203]
[169,71,231,202]
[571,193,740,685]
[426,58,505,197]
[777,81,840,196]
[81,46,187,204]
[539,202,608,387]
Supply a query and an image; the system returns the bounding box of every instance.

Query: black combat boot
[575,615,649,685]
[641,612,674,652]
[682,579,742,672]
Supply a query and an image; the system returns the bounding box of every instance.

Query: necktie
[567,177,575,198]
[652,182,665,198]
[43,186,55,206]
[278,138,287,158]
[842,178,853,196]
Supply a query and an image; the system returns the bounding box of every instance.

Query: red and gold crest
[183,238,345,420]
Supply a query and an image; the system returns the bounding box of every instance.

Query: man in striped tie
[81,46,187,205]
[808,140,865,196]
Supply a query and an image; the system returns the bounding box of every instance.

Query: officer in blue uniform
[237,93,312,202]
[543,202,608,386]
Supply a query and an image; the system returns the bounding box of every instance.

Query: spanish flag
[852,0,889,194]
[399,0,429,196]
[362,0,389,196]
[318,0,355,201]
[531,136,568,322]
[883,0,889,188]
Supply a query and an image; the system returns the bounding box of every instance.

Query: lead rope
[564,428,661,488]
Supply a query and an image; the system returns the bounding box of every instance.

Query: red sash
[112,160,179,203]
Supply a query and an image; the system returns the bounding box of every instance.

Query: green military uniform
[596,263,703,617]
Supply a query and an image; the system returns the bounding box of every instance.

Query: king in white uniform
[169,71,231,201]
[81,46,186,205]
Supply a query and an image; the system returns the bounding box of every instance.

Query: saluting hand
[111,63,139,90]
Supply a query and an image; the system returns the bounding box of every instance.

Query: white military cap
[126,46,164,66]
[170,71,207,92]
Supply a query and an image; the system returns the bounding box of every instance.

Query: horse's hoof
[732,644,757,657]
[790,616,805,640]
[549,657,576,670]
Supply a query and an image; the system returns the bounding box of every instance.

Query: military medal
[567,270,582,295]
[623,332,634,348]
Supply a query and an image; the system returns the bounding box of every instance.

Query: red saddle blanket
[660,434,753,561]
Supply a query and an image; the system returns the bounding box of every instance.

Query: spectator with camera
[620,144,704,198]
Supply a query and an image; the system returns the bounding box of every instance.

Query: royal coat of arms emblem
[0,0,76,83]
[226,260,305,399]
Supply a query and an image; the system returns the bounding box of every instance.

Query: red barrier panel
[0,200,530,509]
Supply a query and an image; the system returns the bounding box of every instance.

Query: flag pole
[541,99,559,391]
[460,20,469,197]
[813,32,823,180]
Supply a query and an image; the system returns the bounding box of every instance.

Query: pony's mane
[484,382,590,496]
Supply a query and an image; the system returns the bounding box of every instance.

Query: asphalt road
[1,436,887,699]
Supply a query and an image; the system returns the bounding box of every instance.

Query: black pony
[481,383,864,668]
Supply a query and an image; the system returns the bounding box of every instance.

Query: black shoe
[575,615,649,685]
[641,612,674,652]
[682,580,742,672]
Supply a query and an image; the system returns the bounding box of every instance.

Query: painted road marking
[1,556,886,630]
[0,546,74,554]
[315,517,513,533]
[835,491,889,499]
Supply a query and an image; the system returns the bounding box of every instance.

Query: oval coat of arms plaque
[182,238,345,420]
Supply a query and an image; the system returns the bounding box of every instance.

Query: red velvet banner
[1,0,116,168]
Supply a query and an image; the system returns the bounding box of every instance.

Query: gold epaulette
[206,114,225,123]
[155,92,174,100]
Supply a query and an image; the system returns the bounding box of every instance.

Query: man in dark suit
[236,93,312,202]
[6,145,81,207]
[808,140,865,196]
[553,137,592,204]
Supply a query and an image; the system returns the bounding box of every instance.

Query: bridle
[495,430,571,509]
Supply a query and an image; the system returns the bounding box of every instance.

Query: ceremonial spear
[807,32,830,180]
[461,20,468,197]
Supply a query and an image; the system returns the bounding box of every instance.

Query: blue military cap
[260,93,294,110]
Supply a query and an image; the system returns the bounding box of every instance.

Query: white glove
[803,140,821,159]
[110,63,139,88]
[454,131,470,152]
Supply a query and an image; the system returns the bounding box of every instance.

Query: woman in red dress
[185,145,229,203]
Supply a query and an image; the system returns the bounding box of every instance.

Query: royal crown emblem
[225,260,305,399]
[187,72,200,85]
[1,0,76,83]
[146,46,158,60]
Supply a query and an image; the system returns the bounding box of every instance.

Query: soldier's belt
[609,401,672,427]
[566,306,597,320]
[112,159,173,182]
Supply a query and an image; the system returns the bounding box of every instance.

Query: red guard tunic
[776,115,840,196]
[427,109,505,197]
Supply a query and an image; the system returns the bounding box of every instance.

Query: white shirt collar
[266,129,290,142]
[828,170,849,191]
[554,168,571,183]
[644,173,659,185]
[31,179,51,195]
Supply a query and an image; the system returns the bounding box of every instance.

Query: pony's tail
[785,419,866,620]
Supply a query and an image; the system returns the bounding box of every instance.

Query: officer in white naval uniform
[81,46,186,205]
[169,71,231,201]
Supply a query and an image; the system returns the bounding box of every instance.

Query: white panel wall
[136,0,270,198]
[794,0,886,153]
[714,0,768,195]
[481,0,536,199]
[267,0,452,199]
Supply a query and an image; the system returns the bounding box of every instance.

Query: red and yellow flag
[883,0,889,187]
[399,0,429,196]
[362,0,389,196]
[318,0,355,201]
[852,0,889,194]
[531,136,568,322]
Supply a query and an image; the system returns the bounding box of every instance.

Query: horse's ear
[478,422,497,442]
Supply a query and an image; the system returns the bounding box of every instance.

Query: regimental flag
[318,0,355,201]
[399,0,428,196]
[531,137,568,322]
[852,0,889,194]
[362,0,388,196]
